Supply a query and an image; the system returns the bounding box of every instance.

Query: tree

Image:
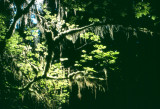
[0,0,160,109]
[0,0,119,108]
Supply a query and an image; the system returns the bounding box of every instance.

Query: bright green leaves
[4,27,70,107]
[81,54,93,61]
[4,21,71,107]
[72,33,119,99]
[134,2,151,18]
[0,14,7,41]
[43,4,59,31]
[93,44,106,49]
[73,7,85,13]
[76,32,119,72]
[64,0,86,12]
[5,32,35,79]
[6,32,24,55]
[134,2,158,21]
[43,4,57,21]
[151,15,157,20]
[80,32,100,42]
[5,27,46,80]
[49,63,62,76]
[66,23,79,29]
[26,35,34,40]
[83,67,96,73]
[89,18,100,23]
[74,61,82,67]
[35,62,69,108]
[35,43,46,52]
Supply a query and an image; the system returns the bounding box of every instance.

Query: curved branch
[75,41,94,50]
[54,23,95,42]
[46,76,68,80]
[9,75,68,91]
[18,75,45,91]
[6,0,36,39]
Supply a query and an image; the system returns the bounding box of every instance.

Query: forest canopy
[0,0,160,109]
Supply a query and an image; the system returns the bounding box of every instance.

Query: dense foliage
[0,0,160,109]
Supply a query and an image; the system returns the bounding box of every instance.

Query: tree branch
[46,76,68,80]
[17,75,45,91]
[75,41,94,50]
[27,59,39,75]
[9,75,68,91]
[54,23,95,41]
[6,0,36,39]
